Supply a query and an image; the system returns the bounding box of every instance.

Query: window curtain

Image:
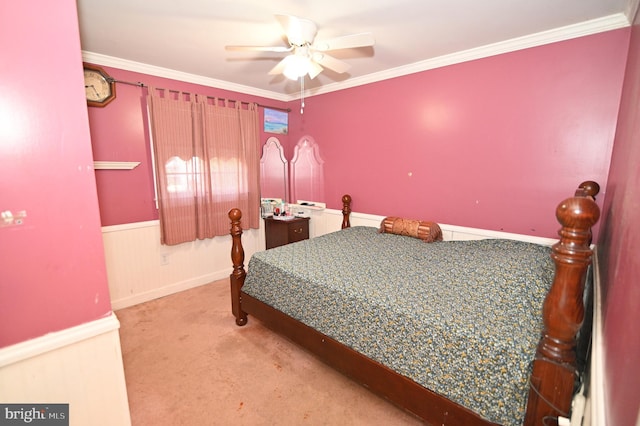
[147,89,260,246]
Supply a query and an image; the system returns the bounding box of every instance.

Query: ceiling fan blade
[308,61,324,79]
[312,53,351,74]
[225,45,292,53]
[268,56,292,75]
[275,14,317,46]
[313,32,375,51]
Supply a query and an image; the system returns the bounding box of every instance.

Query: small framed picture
[264,108,288,134]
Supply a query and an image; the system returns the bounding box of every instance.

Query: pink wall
[91,30,628,239]
[598,8,640,425]
[0,1,112,347]
[289,29,629,238]
[87,68,290,226]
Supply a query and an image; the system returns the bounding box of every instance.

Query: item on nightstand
[272,215,296,221]
[261,201,273,218]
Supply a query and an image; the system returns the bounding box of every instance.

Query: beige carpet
[117,279,425,425]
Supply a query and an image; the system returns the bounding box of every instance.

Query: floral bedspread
[243,226,554,425]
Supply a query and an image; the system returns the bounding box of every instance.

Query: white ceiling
[76,0,637,101]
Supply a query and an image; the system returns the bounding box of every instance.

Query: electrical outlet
[160,253,170,265]
[1,210,27,227]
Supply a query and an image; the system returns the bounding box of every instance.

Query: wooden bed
[228,182,600,426]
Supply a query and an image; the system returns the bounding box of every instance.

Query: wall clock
[83,63,116,107]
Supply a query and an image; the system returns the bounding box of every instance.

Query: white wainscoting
[102,220,263,310]
[0,314,131,426]
[583,248,605,426]
[104,210,557,310]
[318,209,559,245]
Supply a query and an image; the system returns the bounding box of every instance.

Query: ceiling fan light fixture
[283,55,311,80]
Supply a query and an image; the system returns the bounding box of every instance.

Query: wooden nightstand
[264,217,310,249]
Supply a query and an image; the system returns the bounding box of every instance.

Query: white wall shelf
[93,161,141,170]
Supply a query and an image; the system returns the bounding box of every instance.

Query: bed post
[576,180,600,198]
[524,190,600,425]
[229,208,248,326]
[341,194,352,229]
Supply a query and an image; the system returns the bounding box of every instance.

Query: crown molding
[309,13,630,97]
[83,13,630,103]
[81,51,291,102]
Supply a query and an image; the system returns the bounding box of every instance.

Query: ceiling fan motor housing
[279,15,317,46]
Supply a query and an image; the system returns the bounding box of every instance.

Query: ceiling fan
[225,14,375,81]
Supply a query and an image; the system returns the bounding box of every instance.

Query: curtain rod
[107,77,292,113]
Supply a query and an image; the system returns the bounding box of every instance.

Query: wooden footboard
[524,181,600,425]
[229,195,353,327]
[228,184,599,426]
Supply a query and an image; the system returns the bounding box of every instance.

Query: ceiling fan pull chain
[300,76,305,114]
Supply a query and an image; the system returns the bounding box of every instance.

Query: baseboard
[110,269,231,310]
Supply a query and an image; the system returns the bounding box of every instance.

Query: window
[147,90,261,245]
[165,156,202,195]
